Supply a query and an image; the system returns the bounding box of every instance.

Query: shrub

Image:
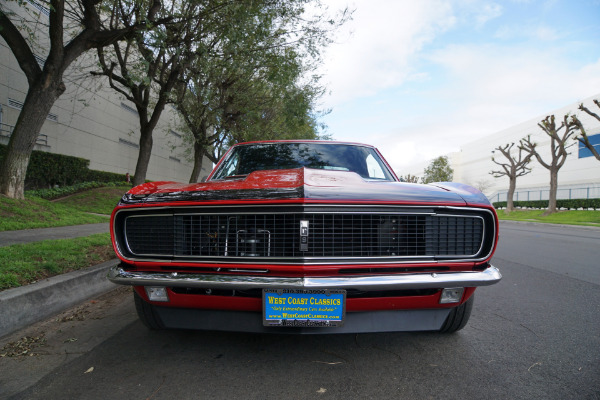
[84,169,128,183]
[0,144,130,190]
[26,151,90,188]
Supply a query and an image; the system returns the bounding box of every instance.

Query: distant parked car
[108,140,500,333]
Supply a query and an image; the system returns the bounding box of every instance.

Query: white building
[413,94,600,203]
[0,2,212,184]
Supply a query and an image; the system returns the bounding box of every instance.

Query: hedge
[493,199,600,210]
[0,144,129,190]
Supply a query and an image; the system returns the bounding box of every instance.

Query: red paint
[136,286,475,312]
[116,140,499,323]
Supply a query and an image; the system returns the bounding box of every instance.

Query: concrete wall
[453,93,600,199]
[0,2,213,183]
[407,93,600,200]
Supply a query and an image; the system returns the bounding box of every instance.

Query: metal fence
[490,186,600,203]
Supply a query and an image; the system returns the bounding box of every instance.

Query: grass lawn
[53,185,131,215]
[496,209,600,227]
[0,233,114,290]
[0,186,130,231]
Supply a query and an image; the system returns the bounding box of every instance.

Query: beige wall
[452,93,600,198]
[0,2,212,183]
[404,93,600,199]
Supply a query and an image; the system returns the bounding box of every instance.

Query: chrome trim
[108,265,501,291]
[113,205,496,265]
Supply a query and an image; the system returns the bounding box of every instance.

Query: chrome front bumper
[107,265,501,291]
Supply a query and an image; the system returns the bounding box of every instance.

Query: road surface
[1,221,599,399]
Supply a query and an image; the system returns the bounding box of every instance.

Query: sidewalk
[0,222,109,247]
[0,223,117,338]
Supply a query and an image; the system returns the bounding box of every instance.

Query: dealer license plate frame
[262,289,346,328]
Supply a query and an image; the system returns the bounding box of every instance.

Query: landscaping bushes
[0,144,129,190]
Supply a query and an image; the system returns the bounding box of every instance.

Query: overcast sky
[317,0,600,174]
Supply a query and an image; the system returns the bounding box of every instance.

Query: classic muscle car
[108,141,501,333]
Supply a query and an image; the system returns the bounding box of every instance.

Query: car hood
[124,168,491,207]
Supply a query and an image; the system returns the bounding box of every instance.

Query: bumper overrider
[107,265,501,290]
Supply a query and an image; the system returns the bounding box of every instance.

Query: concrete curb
[0,259,120,339]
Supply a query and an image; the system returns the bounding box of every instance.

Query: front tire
[439,295,474,333]
[133,291,165,330]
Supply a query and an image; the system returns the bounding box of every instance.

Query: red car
[108,141,501,333]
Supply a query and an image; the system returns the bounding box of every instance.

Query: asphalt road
[1,221,599,399]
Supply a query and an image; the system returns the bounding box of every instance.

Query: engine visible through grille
[122,211,486,261]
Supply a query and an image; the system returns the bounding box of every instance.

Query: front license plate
[263,289,346,328]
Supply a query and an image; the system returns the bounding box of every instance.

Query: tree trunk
[189,140,206,183]
[506,176,516,213]
[0,79,63,198]
[132,127,154,186]
[545,168,558,215]
[130,92,172,186]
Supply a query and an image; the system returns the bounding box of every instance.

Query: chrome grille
[123,211,485,260]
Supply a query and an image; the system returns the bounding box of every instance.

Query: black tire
[439,294,474,333]
[133,291,165,330]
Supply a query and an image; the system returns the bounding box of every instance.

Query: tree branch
[572,114,600,161]
[0,10,42,85]
[579,101,600,123]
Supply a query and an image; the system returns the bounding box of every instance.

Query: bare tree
[473,179,493,193]
[400,174,420,183]
[520,115,578,215]
[0,0,175,198]
[571,99,600,161]
[490,143,533,213]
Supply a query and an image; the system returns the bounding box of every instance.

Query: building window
[34,54,45,68]
[28,0,50,16]
[121,102,138,115]
[8,98,57,121]
[169,156,181,163]
[8,98,24,110]
[119,138,139,148]
[579,133,600,158]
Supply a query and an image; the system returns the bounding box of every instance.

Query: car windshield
[210,142,396,181]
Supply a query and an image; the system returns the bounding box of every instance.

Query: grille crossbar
[124,212,484,260]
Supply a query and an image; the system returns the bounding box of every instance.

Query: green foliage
[26,150,90,188]
[53,185,131,215]
[422,156,453,184]
[496,209,600,227]
[0,233,113,290]
[0,144,129,191]
[174,0,348,173]
[84,169,128,183]
[25,181,126,200]
[0,196,108,231]
[493,199,600,210]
